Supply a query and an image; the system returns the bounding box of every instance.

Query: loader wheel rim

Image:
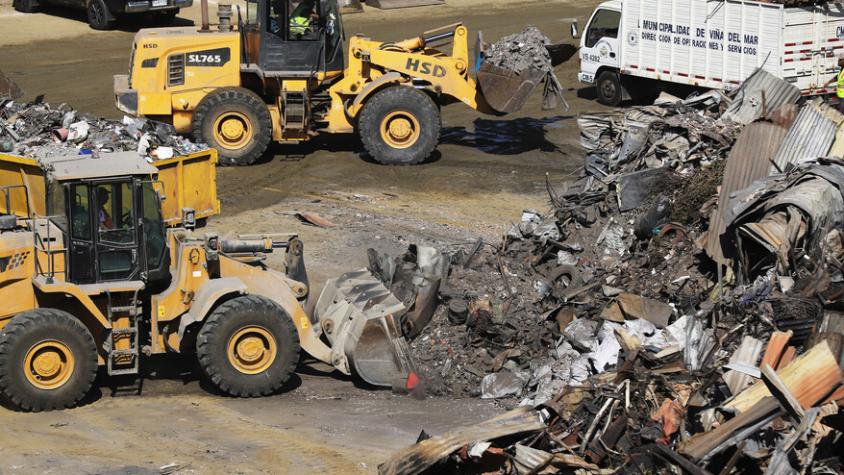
[213,112,253,150]
[227,326,277,374]
[380,111,421,149]
[24,341,75,390]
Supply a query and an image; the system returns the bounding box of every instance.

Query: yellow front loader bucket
[476,62,547,115]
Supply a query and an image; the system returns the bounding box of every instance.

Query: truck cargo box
[0,150,220,227]
[578,0,844,104]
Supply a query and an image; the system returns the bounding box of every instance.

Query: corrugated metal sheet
[771,100,844,173]
[723,68,801,125]
[827,116,844,158]
[701,121,789,264]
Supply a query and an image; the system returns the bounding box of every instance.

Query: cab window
[47,180,68,233]
[586,9,621,48]
[324,0,342,55]
[268,0,283,35]
[141,183,166,271]
[97,183,135,245]
[70,185,91,241]
[288,0,319,41]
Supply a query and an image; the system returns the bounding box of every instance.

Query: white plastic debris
[66,121,89,144]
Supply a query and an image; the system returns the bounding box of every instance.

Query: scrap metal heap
[379,70,844,474]
[0,95,206,161]
[485,26,554,75]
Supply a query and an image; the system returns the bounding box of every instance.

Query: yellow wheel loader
[114,0,550,166]
[0,151,417,411]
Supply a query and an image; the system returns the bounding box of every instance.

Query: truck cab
[577,1,624,104]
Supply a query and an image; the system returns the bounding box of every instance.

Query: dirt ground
[0,0,609,473]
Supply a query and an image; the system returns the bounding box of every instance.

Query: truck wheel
[12,0,39,13]
[596,70,623,106]
[87,0,116,30]
[193,88,272,166]
[0,309,98,412]
[196,296,300,397]
[155,9,179,25]
[358,86,440,165]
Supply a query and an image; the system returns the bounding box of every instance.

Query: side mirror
[570,21,580,39]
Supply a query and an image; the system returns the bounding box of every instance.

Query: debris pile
[381,69,844,474]
[484,26,554,74]
[0,96,206,161]
[578,91,740,176]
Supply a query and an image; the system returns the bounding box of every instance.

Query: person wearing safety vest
[825,52,844,113]
[289,0,318,39]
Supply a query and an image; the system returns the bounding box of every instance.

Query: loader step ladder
[105,289,141,376]
[282,91,307,131]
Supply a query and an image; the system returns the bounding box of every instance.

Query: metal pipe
[423,30,455,45]
[200,0,210,31]
[219,239,272,254]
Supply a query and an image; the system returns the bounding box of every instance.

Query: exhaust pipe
[218,3,232,32]
[200,0,210,31]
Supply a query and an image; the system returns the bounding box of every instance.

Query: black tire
[596,70,623,106]
[358,86,441,165]
[193,88,272,166]
[0,309,98,412]
[87,0,116,30]
[196,295,300,397]
[13,0,39,13]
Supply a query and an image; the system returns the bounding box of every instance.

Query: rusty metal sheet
[616,292,672,328]
[771,100,844,173]
[723,68,800,125]
[701,121,788,265]
[378,406,544,475]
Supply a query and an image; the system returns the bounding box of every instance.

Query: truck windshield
[586,9,621,48]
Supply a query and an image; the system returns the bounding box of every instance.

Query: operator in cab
[289,0,319,40]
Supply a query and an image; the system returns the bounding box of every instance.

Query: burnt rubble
[380,70,844,474]
[0,95,206,161]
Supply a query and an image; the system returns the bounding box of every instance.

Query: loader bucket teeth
[314,270,418,388]
[477,62,546,115]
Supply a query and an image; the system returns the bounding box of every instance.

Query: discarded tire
[447,299,469,325]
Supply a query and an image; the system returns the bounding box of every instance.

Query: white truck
[576,0,844,105]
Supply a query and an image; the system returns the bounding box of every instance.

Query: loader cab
[242,0,345,74]
[44,154,170,287]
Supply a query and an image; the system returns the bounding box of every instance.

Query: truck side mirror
[570,22,580,39]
